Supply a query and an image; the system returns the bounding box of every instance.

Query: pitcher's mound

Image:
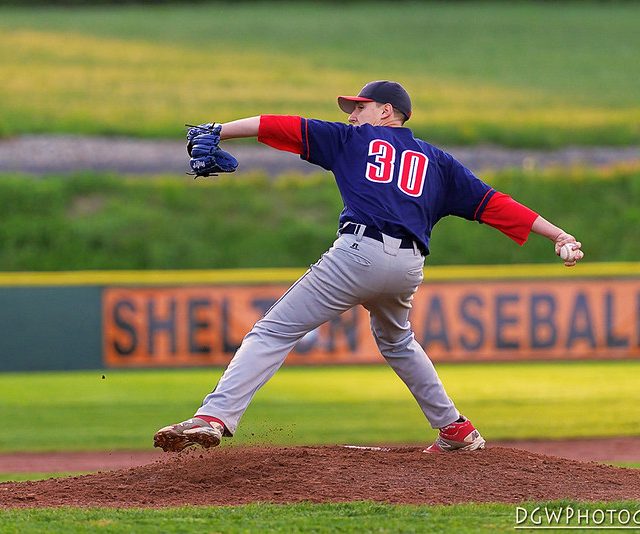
[2,446,639,508]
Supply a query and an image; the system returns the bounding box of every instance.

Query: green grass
[0,361,638,453]
[1,167,640,270]
[1,362,638,532]
[0,2,638,146]
[610,462,640,469]
[0,172,342,270]
[1,501,639,533]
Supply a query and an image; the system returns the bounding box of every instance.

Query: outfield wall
[1,263,639,371]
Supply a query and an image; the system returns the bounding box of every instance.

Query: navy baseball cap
[338,80,412,120]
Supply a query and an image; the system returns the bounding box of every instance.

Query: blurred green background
[0,1,639,146]
[1,1,639,271]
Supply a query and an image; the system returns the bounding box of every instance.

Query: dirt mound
[1,446,639,508]
[3,436,639,474]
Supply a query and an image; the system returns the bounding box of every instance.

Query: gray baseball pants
[197,226,460,435]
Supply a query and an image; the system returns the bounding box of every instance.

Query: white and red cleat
[423,416,486,453]
[153,417,224,452]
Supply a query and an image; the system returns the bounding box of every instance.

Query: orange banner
[103,279,640,368]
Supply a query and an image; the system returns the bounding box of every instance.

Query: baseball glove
[189,133,238,177]
[186,122,220,156]
[189,142,238,177]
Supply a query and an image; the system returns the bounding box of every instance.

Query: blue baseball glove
[189,133,238,177]
[186,122,221,156]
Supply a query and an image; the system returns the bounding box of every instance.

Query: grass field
[0,2,638,146]
[1,363,638,531]
[2,501,640,534]
[1,361,638,453]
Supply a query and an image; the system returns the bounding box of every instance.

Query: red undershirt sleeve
[257,115,303,155]
[480,192,539,245]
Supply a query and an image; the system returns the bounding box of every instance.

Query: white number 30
[366,139,428,197]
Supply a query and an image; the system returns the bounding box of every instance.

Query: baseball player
[154,80,584,453]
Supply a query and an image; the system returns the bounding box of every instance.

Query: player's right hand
[554,232,584,267]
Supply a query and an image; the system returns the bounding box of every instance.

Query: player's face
[348,101,385,126]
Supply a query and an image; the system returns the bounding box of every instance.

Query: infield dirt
[2,445,639,508]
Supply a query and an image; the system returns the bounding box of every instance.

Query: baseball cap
[338,80,412,120]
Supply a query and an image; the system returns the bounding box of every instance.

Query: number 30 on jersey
[365,139,428,198]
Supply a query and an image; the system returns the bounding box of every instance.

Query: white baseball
[560,243,577,261]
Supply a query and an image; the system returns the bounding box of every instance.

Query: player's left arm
[189,116,278,141]
[210,115,301,151]
[206,115,305,156]
[186,116,292,177]
[201,115,349,169]
[190,115,346,176]
[219,116,261,140]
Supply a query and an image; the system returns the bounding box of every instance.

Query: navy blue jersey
[258,115,537,250]
[300,120,495,254]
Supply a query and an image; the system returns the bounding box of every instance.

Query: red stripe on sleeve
[258,115,303,155]
[303,119,310,159]
[480,192,539,245]
[473,189,494,220]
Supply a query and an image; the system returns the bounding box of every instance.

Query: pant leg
[197,237,379,434]
[364,272,460,429]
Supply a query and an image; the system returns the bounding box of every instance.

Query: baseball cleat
[423,416,486,453]
[153,417,224,452]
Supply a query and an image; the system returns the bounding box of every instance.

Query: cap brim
[337,95,374,114]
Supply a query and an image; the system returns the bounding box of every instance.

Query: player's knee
[247,318,307,343]
[373,331,414,355]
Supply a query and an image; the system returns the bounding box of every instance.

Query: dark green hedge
[0,169,636,271]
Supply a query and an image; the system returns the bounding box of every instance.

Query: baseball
[559,243,577,261]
